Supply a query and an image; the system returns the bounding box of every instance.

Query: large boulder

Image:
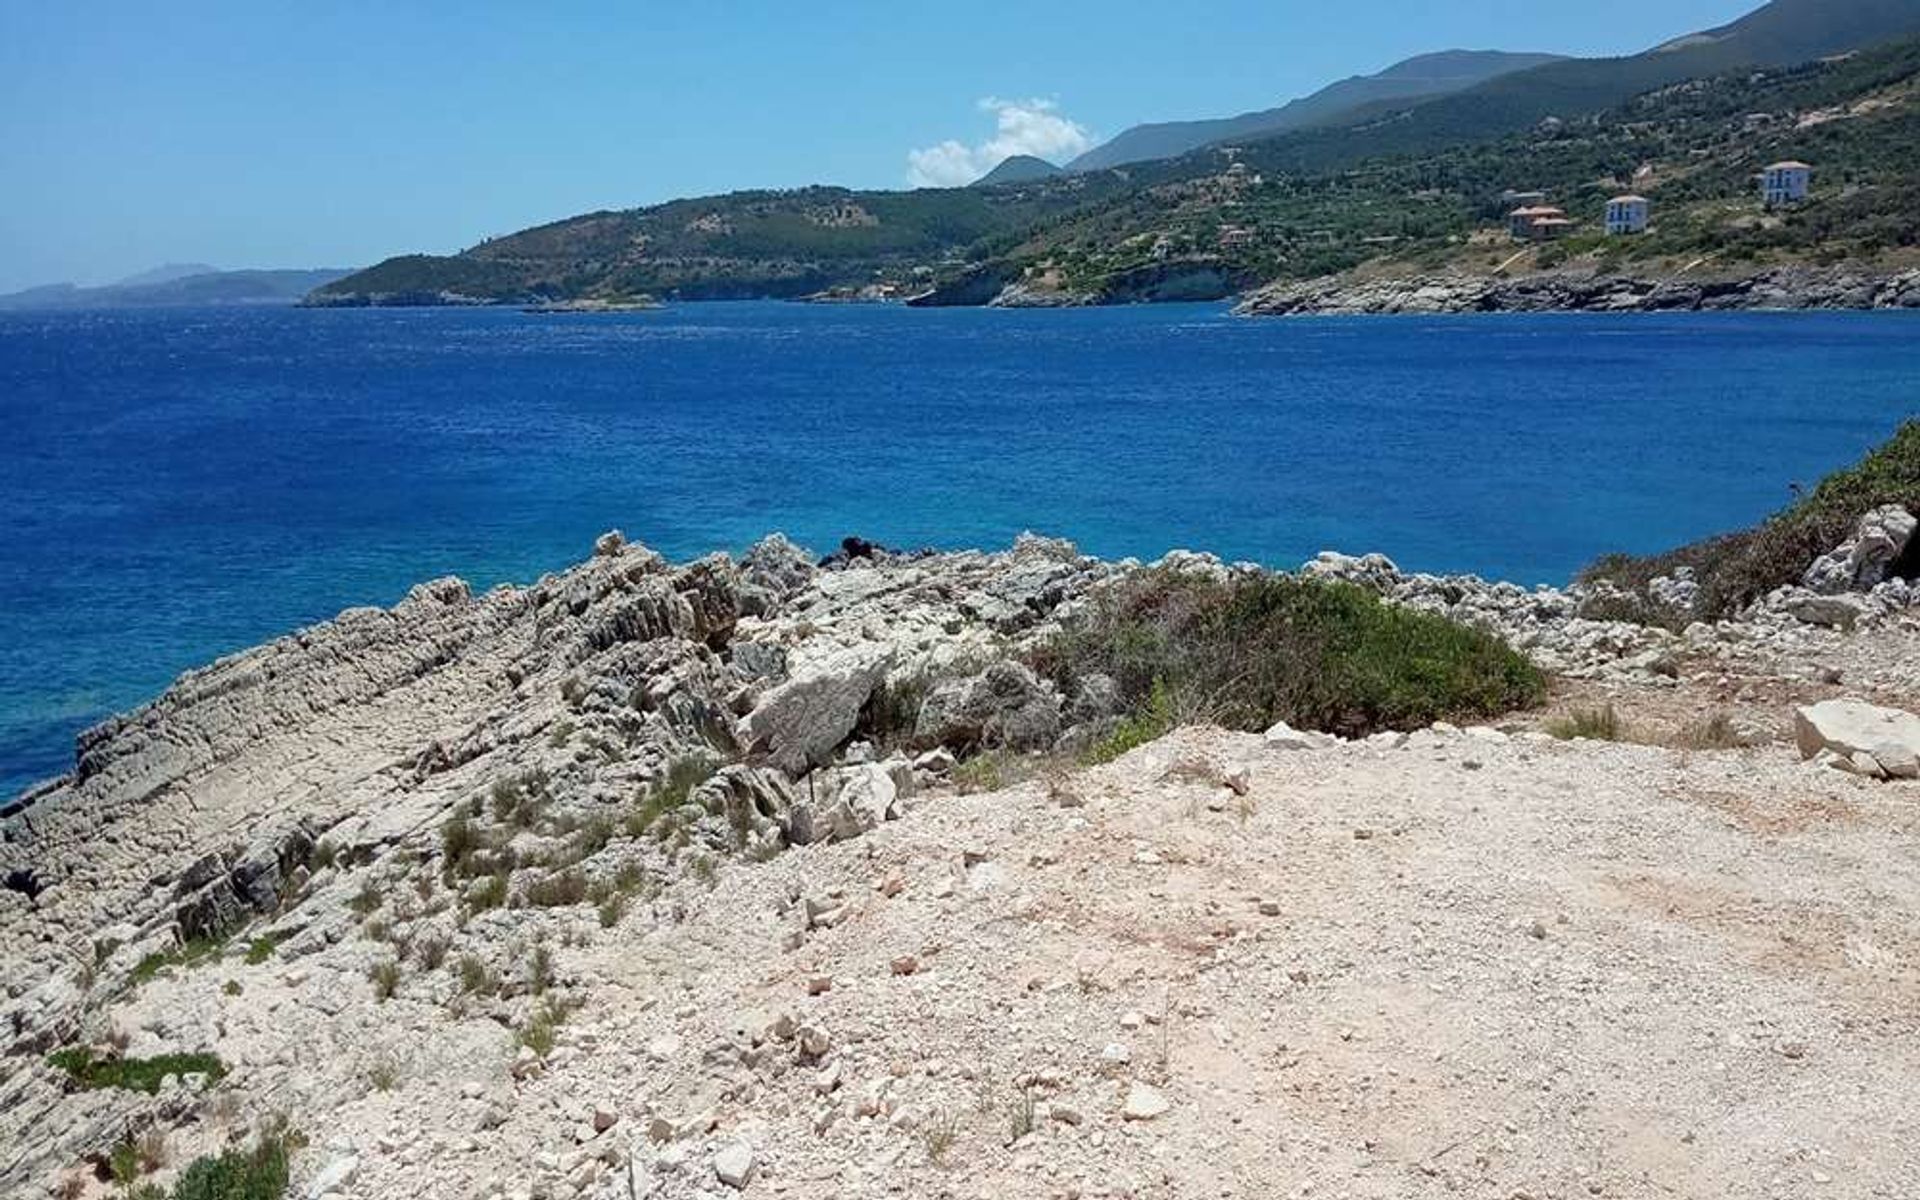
[1803,506,1917,595]
[914,661,1062,752]
[1794,699,1920,781]
[738,643,891,774]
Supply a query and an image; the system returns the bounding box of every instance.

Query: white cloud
[906,97,1095,188]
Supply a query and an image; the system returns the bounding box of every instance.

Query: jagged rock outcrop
[1804,505,1917,594]
[1235,267,1920,317]
[914,661,1063,752]
[6,520,1919,1196]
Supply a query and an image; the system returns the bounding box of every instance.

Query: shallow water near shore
[1,300,1915,793]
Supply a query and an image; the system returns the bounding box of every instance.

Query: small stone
[1353,828,1375,841]
[1122,1082,1170,1121]
[1119,1011,1146,1030]
[1257,900,1282,917]
[890,955,919,976]
[712,1140,756,1189]
[1100,1042,1132,1066]
[806,975,833,996]
[875,869,906,898]
[592,1109,619,1134]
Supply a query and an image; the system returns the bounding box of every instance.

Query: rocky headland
[1234,265,1920,317]
[5,506,1920,1199]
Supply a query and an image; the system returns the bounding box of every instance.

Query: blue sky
[0,0,1760,292]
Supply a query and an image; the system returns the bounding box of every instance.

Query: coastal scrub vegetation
[46,1047,226,1094]
[141,1123,300,1200]
[1583,421,1920,620]
[1033,571,1545,742]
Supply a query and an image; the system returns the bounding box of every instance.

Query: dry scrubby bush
[1032,571,1545,742]
[1582,421,1920,621]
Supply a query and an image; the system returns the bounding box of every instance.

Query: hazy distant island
[309,0,1920,314]
[0,266,354,311]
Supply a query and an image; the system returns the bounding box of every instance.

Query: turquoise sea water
[1,301,1915,795]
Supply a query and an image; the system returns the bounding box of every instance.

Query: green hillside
[313,0,1920,308]
[965,35,1920,298]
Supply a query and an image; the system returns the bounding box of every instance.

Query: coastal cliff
[6,502,1920,1198]
[1235,266,1920,316]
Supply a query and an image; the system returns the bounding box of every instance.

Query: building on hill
[1501,189,1549,207]
[1605,196,1651,235]
[1762,161,1812,208]
[1509,206,1572,241]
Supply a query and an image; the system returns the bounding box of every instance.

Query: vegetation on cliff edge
[1582,420,1920,619]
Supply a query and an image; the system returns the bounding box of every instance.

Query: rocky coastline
[1234,265,1920,317]
[5,519,1920,1199]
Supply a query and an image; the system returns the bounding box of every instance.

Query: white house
[1605,195,1650,235]
[1762,161,1812,207]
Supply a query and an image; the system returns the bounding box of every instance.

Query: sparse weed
[368,1056,400,1093]
[457,954,497,997]
[1007,1086,1037,1143]
[920,1107,961,1165]
[368,959,401,1002]
[348,876,384,917]
[1545,704,1624,742]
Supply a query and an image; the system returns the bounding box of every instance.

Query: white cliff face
[4,528,1919,1198]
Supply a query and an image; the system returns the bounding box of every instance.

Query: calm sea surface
[1,301,1915,794]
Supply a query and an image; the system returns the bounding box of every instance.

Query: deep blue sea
[1,301,1915,795]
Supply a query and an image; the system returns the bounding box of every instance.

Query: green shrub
[1034,571,1544,741]
[47,1048,226,1094]
[242,936,280,966]
[1082,678,1179,765]
[131,934,228,984]
[630,754,720,835]
[1583,421,1920,620]
[168,1129,295,1200]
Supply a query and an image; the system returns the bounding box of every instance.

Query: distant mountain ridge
[0,267,355,311]
[1066,49,1569,171]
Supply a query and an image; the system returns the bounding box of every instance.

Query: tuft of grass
[1032,570,1544,743]
[526,941,556,995]
[413,934,450,971]
[920,1107,961,1165]
[523,869,589,909]
[1545,704,1624,742]
[368,1056,400,1093]
[457,954,497,996]
[368,959,402,1002]
[47,1047,227,1094]
[1007,1086,1037,1143]
[348,876,384,917]
[242,935,280,966]
[629,754,721,837]
[516,998,568,1058]
[466,873,510,913]
[310,839,339,871]
[223,980,243,997]
[597,892,628,928]
[1678,711,1744,750]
